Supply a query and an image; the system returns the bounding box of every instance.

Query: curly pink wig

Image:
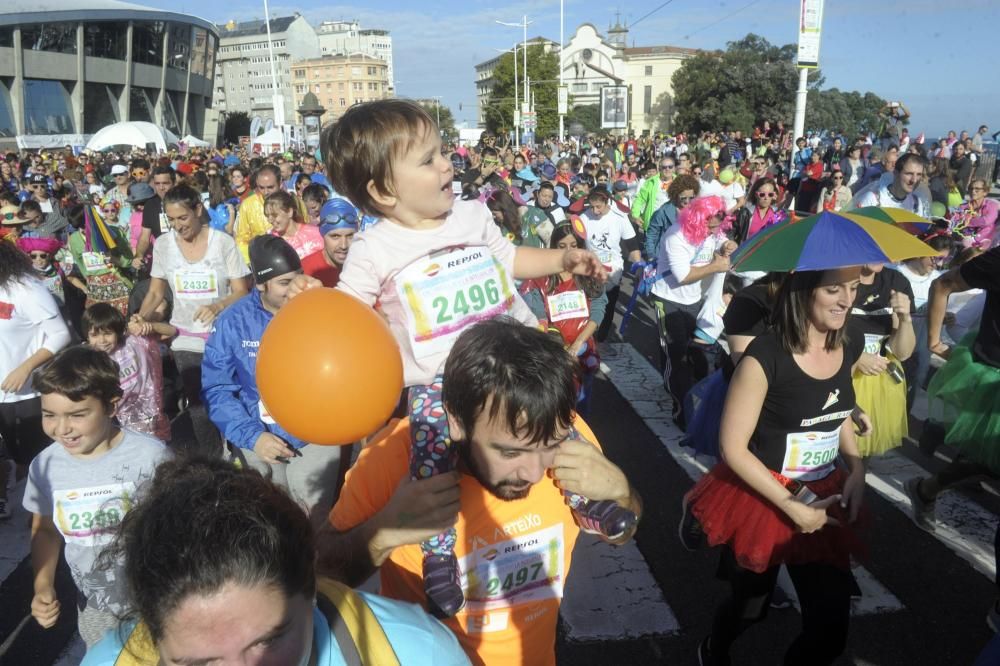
[677,195,731,245]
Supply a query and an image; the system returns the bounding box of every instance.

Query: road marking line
[603,343,905,615]
[866,454,996,580]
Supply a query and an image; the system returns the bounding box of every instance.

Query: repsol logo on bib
[504,538,539,554]
[447,250,485,268]
[83,488,114,498]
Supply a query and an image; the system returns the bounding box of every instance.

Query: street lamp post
[262,0,284,149]
[559,0,565,143]
[493,46,519,149]
[497,16,531,145]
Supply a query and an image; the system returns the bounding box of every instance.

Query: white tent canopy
[251,127,285,153]
[181,134,211,148]
[85,121,180,153]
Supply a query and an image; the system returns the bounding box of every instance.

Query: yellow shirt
[234,193,269,264]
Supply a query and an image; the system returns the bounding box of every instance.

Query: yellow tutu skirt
[853,361,908,457]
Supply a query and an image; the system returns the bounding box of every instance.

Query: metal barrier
[976,141,998,183]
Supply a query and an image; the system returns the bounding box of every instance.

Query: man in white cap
[100,164,133,236]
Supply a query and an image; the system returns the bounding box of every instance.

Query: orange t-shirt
[331,416,602,666]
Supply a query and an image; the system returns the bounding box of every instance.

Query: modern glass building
[0,0,218,148]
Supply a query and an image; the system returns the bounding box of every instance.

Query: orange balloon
[257,288,403,445]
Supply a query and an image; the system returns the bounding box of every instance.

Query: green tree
[223,111,251,146]
[484,44,560,137]
[648,92,675,134]
[672,34,800,134]
[415,99,457,143]
[670,33,895,138]
[566,103,601,135]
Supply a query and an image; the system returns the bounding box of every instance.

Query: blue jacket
[644,202,678,260]
[201,290,307,450]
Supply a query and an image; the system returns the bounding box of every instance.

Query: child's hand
[31,587,60,628]
[286,274,324,299]
[128,320,152,337]
[193,303,222,325]
[562,249,608,282]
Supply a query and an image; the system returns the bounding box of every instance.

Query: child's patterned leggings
[409,377,589,558]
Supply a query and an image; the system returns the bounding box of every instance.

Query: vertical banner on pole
[558,86,568,115]
[797,0,825,68]
[600,86,628,130]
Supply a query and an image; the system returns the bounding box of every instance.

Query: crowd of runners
[0,98,999,665]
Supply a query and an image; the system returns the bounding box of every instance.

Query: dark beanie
[248,235,301,284]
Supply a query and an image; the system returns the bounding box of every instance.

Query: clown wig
[677,195,731,245]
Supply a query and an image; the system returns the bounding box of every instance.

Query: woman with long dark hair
[685,267,867,666]
[134,185,249,456]
[523,221,608,414]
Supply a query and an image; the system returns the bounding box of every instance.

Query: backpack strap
[316,577,400,666]
[111,579,400,666]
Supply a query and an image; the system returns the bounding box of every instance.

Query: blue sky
[164,0,999,137]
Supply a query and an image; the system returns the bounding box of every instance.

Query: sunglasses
[756,191,776,198]
[660,164,675,170]
[832,175,844,180]
[115,173,129,177]
[29,252,50,259]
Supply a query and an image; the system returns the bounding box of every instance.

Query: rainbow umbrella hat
[848,206,935,236]
[730,210,937,273]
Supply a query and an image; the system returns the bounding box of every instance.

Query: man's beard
[458,441,532,502]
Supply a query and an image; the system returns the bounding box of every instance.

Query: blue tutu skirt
[681,369,728,457]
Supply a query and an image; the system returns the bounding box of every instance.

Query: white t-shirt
[151,228,249,353]
[718,181,746,211]
[582,206,636,287]
[895,263,940,311]
[337,199,537,387]
[699,179,724,198]
[0,277,71,403]
[22,429,168,614]
[851,180,930,218]
[652,225,726,305]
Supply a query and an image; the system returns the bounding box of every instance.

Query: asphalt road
[1,274,997,665]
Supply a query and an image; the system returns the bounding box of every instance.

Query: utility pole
[558,0,565,142]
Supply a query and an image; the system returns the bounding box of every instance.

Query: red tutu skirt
[687,463,867,573]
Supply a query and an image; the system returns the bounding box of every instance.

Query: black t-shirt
[743,331,864,478]
[851,268,915,355]
[722,282,774,379]
[960,246,1000,368]
[724,282,773,338]
[141,196,168,239]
